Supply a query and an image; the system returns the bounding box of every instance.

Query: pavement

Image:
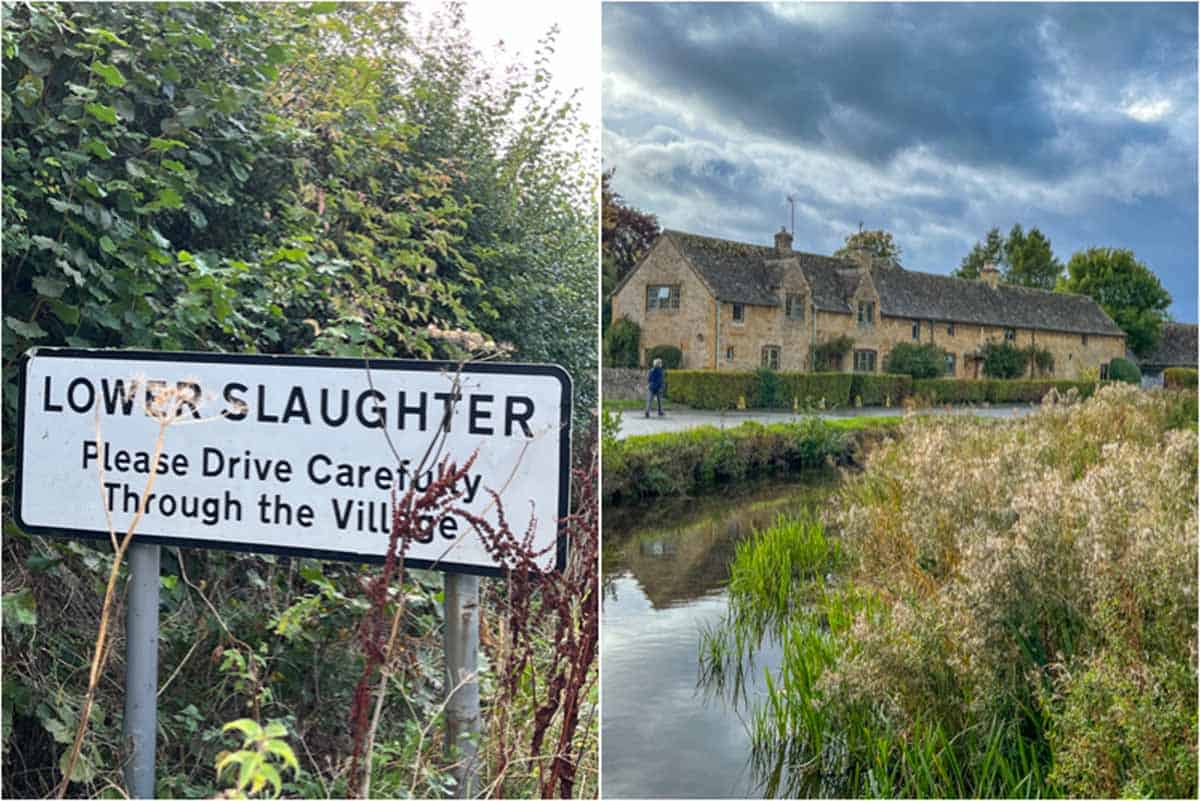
[614,403,1037,439]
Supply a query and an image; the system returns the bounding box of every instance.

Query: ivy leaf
[149,137,188,152]
[4,316,47,340]
[51,301,80,326]
[154,187,184,209]
[2,589,37,627]
[85,102,118,124]
[84,139,114,160]
[18,49,52,76]
[32,276,68,298]
[89,61,126,87]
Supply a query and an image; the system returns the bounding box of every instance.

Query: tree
[1004,225,1062,290]
[954,227,1005,279]
[833,227,902,266]
[1059,248,1171,358]
[954,224,1062,288]
[602,169,659,328]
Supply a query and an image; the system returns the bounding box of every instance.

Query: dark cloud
[603,2,1198,322]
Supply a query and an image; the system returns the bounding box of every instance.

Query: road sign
[16,348,572,575]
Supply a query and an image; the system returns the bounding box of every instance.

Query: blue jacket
[648,366,664,393]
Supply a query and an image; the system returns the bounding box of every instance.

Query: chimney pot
[774,226,793,254]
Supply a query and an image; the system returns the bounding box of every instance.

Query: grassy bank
[602,415,899,504]
[701,383,1197,797]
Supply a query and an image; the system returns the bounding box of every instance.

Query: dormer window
[785,293,805,321]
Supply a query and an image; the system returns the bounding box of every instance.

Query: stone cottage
[610,228,1126,379]
[1136,322,1198,387]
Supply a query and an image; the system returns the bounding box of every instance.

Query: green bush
[1163,367,1198,389]
[665,370,853,410]
[1107,357,1141,384]
[602,418,852,502]
[850,373,912,406]
[883,342,947,379]
[603,317,641,368]
[645,344,682,369]
[913,378,1097,404]
[980,341,1030,378]
[812,335,854,371]
[1163,367,1198,390]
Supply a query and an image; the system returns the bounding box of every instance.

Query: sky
[603,2,1199,323]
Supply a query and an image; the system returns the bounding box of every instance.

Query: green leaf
[258,762,283,797]
[190,31,215,50]
[98,235,117,254]
[15,74,43,107]
[18,49,52,76]
[161,575,178,590]
[265,44,288,64]
[237,751,263,790]
[154,187,184,210]
[149,137,187,152]
[85,139,114,160]
[50,301,80,326]
[85,102,118,125]
[262,721,287,739]
[2,589,37,627]
[89,61,126,88]
[59,748,97,783]
[32,276,68,298]
[84,27,131,48]
[222,718,263,741]
[264,739,299,772]
[5,316,47,340]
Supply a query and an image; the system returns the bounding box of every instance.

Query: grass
[602,398,679,412]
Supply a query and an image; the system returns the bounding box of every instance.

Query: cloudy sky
[603,2,1198,322]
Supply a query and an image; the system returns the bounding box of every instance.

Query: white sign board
[16,349,571,575]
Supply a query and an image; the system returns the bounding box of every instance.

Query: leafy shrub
[980,341,1029,378]
[850,373,912,406]
[912,378,1097,404]
[755,367,784,408]
[1106,357,1141,384]
[883,342,947,379]
[664,370,853,410]
[1163,367,1197,389]
[644,344,682,369]
[603,317,641,368]
[811,335,853,371]
[1025,345,1055,376]
[602,418,851,502]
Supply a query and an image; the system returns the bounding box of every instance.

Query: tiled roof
[661,230,1124,337]
[1139,322,1198,368]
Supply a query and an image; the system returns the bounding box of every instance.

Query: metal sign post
[123,543,160,798]
[443,572,481,797]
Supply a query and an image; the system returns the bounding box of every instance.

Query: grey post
[443,572,481,797]
[123,543,160,799]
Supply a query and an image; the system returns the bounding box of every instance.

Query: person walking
[645,357,665,418]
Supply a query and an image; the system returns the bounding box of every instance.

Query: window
[947,322,955,336]
[911,320,921,340]
[646,284,680,311]
[785,293,805,321]
[944,353,956,376]
[853,349,877,373]
[1099,362,1109,380]
[731,303,745,323]
[1081,334,1089,346]
[1004,327,1016,342]
[725,346,735,362]
[761,345,781,370]
[857,301,875,327]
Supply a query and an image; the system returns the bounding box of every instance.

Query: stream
[600,476,839,799]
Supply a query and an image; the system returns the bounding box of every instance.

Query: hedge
[850,373,912,407]
[664,370,853,410]
[912,378,1098,404]
[1163,367,1198,390]
[602,418,853,502]
[645,344,683,369]
[1107,357,1141,384]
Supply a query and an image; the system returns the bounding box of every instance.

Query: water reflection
[601,477,838,799]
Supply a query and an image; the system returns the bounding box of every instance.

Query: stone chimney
[980,262,1000,289]
[774,226,793,254]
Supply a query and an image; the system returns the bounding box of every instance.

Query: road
[614,403,1038,439]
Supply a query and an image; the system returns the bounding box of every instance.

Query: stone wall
[602,368,648,401]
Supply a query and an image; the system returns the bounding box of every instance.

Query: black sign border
[15,348,573,577]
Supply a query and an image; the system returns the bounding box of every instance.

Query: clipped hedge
[850,373,913,407]
[1163,367,1197,390]
[664,370,853,410]
[602,418,853,502]
[912,378,1098,404]
[1108,357,1141,384]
